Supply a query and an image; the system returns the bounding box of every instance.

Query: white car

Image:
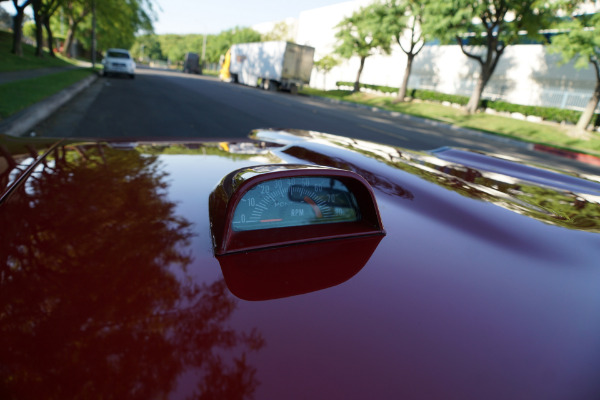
[102,48,136,79]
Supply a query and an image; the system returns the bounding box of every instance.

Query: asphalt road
[34,67,600,175]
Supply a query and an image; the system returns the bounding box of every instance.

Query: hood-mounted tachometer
[209,164,385,255]
[209,164,385,301]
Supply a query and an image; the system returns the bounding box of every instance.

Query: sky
[152,0,347,35]
[0,0,348,35]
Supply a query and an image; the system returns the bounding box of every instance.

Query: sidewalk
[0,59,93,84]
[0,66,98,137]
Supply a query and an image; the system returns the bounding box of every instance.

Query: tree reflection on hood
[0,143,264,400]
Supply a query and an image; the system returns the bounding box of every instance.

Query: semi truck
[220,41,315,94]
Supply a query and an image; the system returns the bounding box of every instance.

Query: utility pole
[202,33,207,68]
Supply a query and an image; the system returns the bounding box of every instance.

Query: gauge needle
[303,196,322,218]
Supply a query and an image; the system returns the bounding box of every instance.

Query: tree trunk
[32,0,43,57]
[62,21,77,57]
[457,31,504,115]
[576,80,600,131]
[43,15,55,57]
[353,56,366,93]
[395,54,414,103]
[465,70,492,114]
[11,11,25,56]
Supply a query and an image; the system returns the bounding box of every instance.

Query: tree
[129,27,261,66]
[131,34,165,61]
[38,0,62,57]
[314,55,340,88]
[10,0,32,56]
[60,0,90,57]
[0,143,264,398]
[58,0,154,57]
[335,4,393,92]
[157,34,188,63]
[31,0,43,57]
[379,0,428,102]
[93,0,154,50]
[204,27,261,64]
[262,20,294,41]
[548,3,600,133]
[152,34,206,65]
[424,0,550,114]
[22,19,35,39]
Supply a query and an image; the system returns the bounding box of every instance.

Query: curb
[1,72,98,137]
[305,94,600,167]
[533,144,600,167]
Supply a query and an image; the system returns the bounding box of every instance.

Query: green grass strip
[0,30,79,72]
[0,49,77,72]
[202,69,220,77]
[300,88,600,156]
[0,69,94,120]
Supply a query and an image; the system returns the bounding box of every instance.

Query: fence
[537,89,594,111]
[409,74,596,112]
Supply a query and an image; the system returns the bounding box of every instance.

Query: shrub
[412,89,469,105]
[335,81,587,125]
[335,81,397,93]
[485,100,582,125]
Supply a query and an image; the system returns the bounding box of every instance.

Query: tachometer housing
[209,164,385,255]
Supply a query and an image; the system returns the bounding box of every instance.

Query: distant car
[183,52,202,74]
[102,48,136,79]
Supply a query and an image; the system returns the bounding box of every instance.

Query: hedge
[336,81,398,94]
[335,81,588,125]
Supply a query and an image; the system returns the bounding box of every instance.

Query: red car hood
[1,129,600,399]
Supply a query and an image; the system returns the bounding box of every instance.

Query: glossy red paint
[1,130,600,399]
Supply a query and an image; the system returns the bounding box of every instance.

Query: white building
[254,0,599,111]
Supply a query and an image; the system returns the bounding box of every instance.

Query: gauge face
[232,176,359,231]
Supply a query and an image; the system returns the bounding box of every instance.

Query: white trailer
[225,41,315,94]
